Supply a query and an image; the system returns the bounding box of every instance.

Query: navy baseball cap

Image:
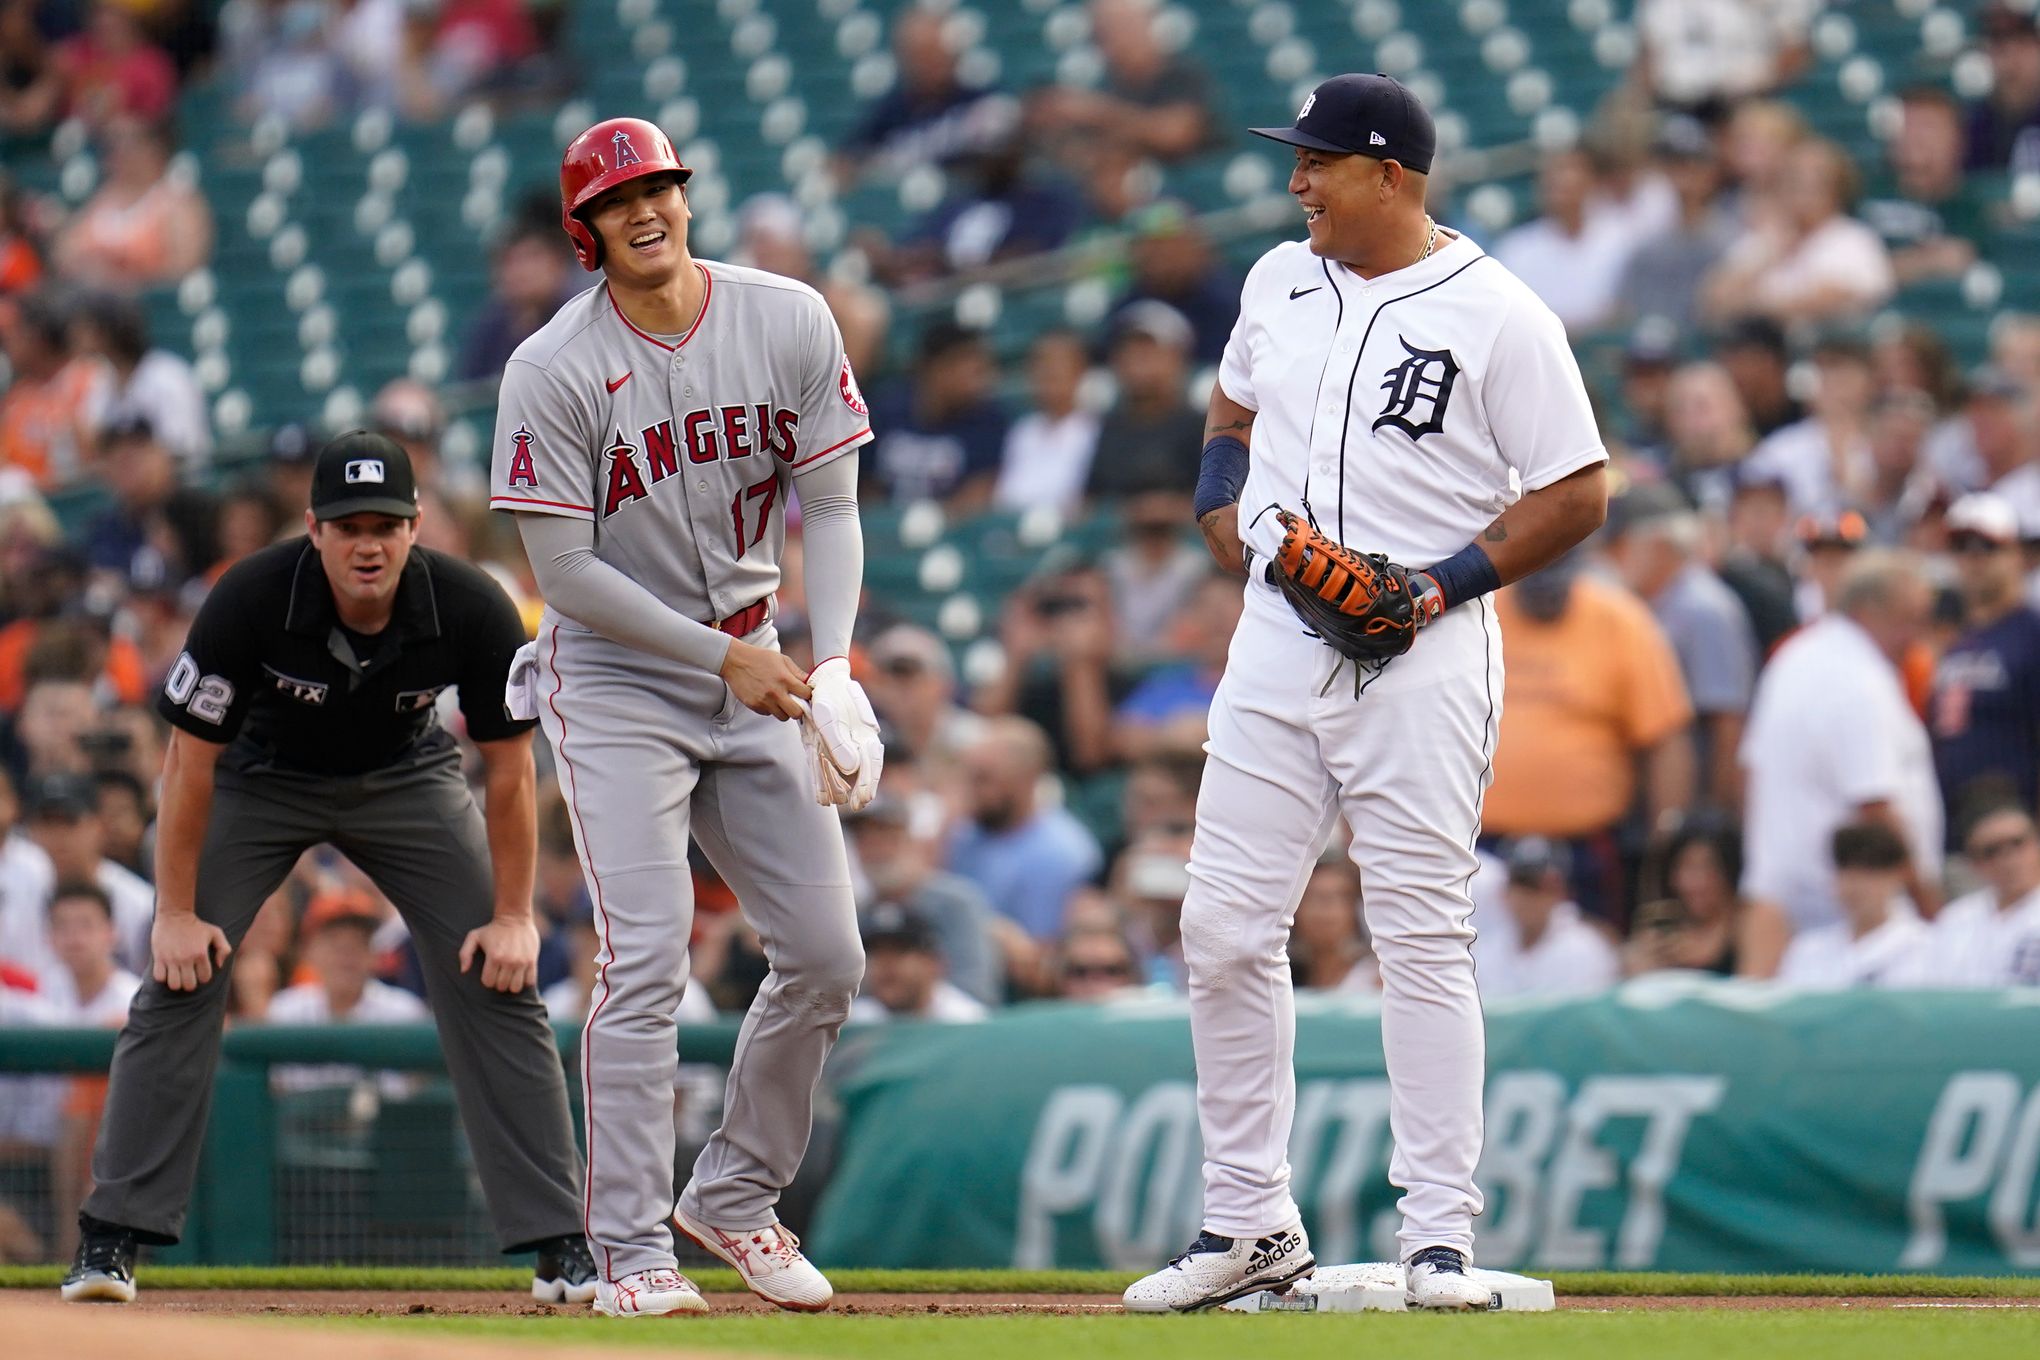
[310,430,421,521]
[1250,73,1436,173]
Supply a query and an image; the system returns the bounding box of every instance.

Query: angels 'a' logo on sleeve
[1373,337,1460,442]
[839,356,868,417]
[507,424,540,487]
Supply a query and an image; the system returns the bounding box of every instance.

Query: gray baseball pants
[84,747,585,1252]
[537,617,862,1283]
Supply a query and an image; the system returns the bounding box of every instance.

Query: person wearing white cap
[1929,492,2040,835]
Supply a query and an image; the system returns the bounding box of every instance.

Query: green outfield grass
[3,1265,2040,1297]
[341,1310,2040,1360]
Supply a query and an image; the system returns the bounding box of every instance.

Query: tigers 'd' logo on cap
[345,458,387,484]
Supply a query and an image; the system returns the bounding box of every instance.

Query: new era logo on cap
[345,459,387,484]
[1370,131,1387,146]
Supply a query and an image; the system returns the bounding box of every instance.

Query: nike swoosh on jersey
[606,372,632,393]
[1289,285,1322,300]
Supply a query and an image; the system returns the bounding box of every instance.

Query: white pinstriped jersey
[489,260,872,622]
[1219,233,1605,569]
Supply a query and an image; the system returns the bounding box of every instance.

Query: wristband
[1422,541,1501,611]
[1193,436,1250,522]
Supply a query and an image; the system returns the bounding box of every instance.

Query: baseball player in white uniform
[1123,75,1608,1313]
[491,118,882,1317]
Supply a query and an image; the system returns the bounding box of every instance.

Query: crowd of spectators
[7,3,2040,1255]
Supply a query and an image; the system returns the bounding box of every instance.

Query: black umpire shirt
[158,539,536,775]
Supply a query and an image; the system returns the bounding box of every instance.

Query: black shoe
[533,1234,599,1305]
[61,1227,137,1303]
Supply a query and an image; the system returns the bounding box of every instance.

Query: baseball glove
[1266,508,1420,664]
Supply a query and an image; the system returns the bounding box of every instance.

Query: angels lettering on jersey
[506,405,804,520]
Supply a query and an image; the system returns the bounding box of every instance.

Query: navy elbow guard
[1194,436,1250,522]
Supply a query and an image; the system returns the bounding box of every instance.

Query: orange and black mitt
[1266,508,1424,663]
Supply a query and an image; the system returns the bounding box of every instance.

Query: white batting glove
[800,656,884,812]
[504,640,541,721]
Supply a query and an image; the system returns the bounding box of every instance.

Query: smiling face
[1288,147,1415,266]
[307,510,419,619]
[585,172,692,288]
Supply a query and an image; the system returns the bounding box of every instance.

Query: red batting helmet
[559,118,692,271]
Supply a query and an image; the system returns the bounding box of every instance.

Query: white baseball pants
[1184,581,1501,1259]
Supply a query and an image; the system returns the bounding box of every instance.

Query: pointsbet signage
[810,983,2040,1273]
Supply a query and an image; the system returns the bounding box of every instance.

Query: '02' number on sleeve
[165,652,235,725]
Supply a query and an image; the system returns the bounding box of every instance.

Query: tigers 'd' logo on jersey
[1373,338,1460,442]
[508,425,539,487]
[601,405,802,518]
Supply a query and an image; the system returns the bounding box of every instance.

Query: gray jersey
[490,260,872,622]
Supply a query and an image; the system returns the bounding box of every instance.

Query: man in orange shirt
[1483,550,1697,923]
[0,294,100,486]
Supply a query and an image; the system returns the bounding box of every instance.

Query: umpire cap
[310,431,421,521]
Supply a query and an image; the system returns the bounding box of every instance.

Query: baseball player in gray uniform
[490,118,881,1317]
[1122,75,1608,1312]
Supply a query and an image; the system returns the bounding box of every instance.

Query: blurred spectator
[1792,508,1869,622]
[1603,484,1757,812]
[53,1,177,129]
[1289,856,1377,994]
[457,203,575,383]
[225,0,345,128]
[1480,838,1620,999]
[1959,369,2040,529]
[1051,923,1142,1001]
[980,560,1134,774]
[0,0,59,136]
[38,880,139,1021]
[0,292,100,487]
[539,914,599,1021]
[1993,313,2040,394]
[848,902,987,1023]
[0,173,43,296]
[866,322,1007,509]
[1658,359,1759,508]
[1085,301,1202,506]
[862,623,985,775]
[212,479,286,577]
[880,126,1086,283]
[1719,97,1809,228]
[263,421,319,518]
[53,116,213,293]
[836,7,1008,182]
[72,291,210,468]
[992,328,1099,515]
[81,412,220,593]
[947,716,1103,942]
[1625,817,1788,978]
[0,768,56,981]
[1740,335,1876,517]
[405,0,542,118]
[1580,98,1680,249]
[843,793,998,1006]
[1119,750,1201,849]
[1113,570,1239,761]
[1925,803,2040,985]
[1863,86,1987,286]
[1107,201,1238,366]
[1101,490,1207,659]
[1110,828,1192,990]
[17,670,103,777]
[1862,389,1941,543]
[1632,0,1815,110]
[1483,551,1696,923]
[329,0,407,115]
[1701,138,1895,327]
[1492,147,1633,336]
[267,890,428,1093]
[1930,494,2040,831]
[1965,2,2040,173]
[1615,117,1736,335]
[1714,318,1803,439]
[24,772,151,975]
[1616,322,1679,458]
[732,191,890,386]
[371,377,473,551]
[90,769,149,881]
[1741,552,1943,933]
[1775,821,1929,988]
[1031,0,1214,168]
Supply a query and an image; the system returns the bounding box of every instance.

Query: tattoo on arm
[1205,417,1252,438]
[1483,522,1509,544]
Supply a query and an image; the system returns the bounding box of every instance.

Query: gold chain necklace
[1417,215,1438,265]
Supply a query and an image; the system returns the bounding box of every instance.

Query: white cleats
[591,1267,709,1317]
[1122,1224,1315,1313]
[673,1205,834,1312]
[1405,1246,1496,1310]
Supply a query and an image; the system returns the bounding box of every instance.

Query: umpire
[62,432,594,1305]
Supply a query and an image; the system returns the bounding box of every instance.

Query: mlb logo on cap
[345,459,387,484]
[311,431,421,521]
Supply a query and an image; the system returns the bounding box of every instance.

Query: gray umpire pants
[84,747,585,1252]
